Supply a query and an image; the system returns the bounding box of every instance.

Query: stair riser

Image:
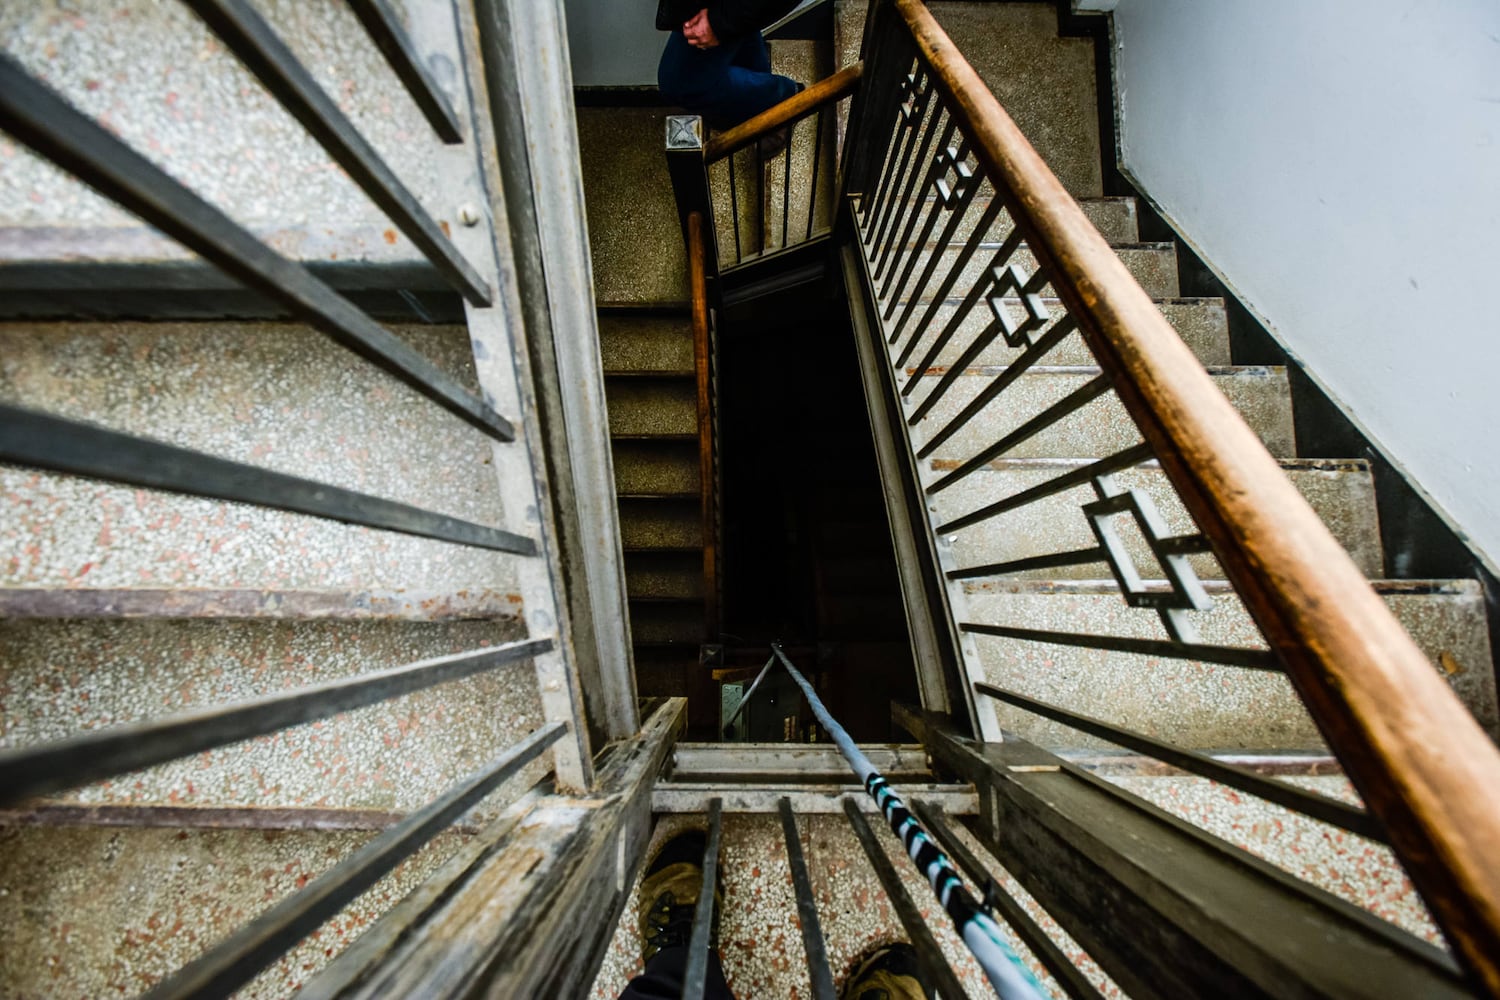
[910,369,1297,461]
[934,463,1383,579]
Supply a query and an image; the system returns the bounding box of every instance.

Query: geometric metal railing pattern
[0,0,591,994]
[831,0,1500,996]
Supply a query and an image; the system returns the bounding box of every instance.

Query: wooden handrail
[891,0,1500,992]
[705,62,863,162]
[686,211,718,637]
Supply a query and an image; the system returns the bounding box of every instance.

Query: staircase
[4,1,1500,998]
[587,1,1500,997]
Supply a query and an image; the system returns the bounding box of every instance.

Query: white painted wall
[1111,0,1500,569]
[563,0,663,87]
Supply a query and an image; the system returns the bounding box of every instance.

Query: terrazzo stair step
[627,600,706,645]
[625,551,706,601]
[910,367,1296,461]
[578,107,690,304]
[881,242,1179,302]
[599,311,695,374]
[0,823,471,1000]
[933,458,1383,579]
[891,296,1231,369]
[929,2,1104,197]
[0,321,519,596]
[0,616,545,814]
[612,439,702,496]
[960,579,1498,750]
[617,496,703,551]
[594,794,1439,998]
[604,375,698,437]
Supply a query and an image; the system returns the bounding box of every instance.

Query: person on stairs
[657,1,806,133]
[618,829,931,1000]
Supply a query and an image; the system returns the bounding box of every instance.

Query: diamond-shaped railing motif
[933,144,974,209]
[1083,479,1212,644]
[987,262,1050,348]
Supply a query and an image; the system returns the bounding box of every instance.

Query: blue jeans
[658,29,801,130]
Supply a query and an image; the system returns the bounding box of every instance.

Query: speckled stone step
[933,458,1383,579]
[626,600,705,645]
[892,297,1230,368]
[880,241,1179,301]
[961,579,1498,749]
[612,439,702,496]
[625,552,705,600]
[0,321,519,595]
[909,367,1296,461]
[617,497,702,550]
[0,617,546,816]
[577,107,689,304]
[0,0,437,238]
[604,376,697,437]
[0,824,470,998]
[929,3,1104,198]
[599,312,695,374]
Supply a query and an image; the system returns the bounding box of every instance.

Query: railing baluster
[682,797,725,1000]
[935,443,1154,534]
[782,118,794,249]
[895,221,1018,369]
[879,118,959,298]
[806,108,825,241]
[924,368,1108,491]
[861,62,925,238]
[914,318,1078,453]
[141,723,566,1000]
[345,0,464,143]
[844,799,971,999]
[183,0,491,305]
[873,107,949,284]
[960,622,1280,670]
[890,195,1004,348]
[0,54,515,442]
[911,802,1109,1000]
[0,403,535,554]
[949,546,1106,581]
[0,638,554,805]
[729,152,744,263]
[974,683,1382,839]
[867,69,933,253]
[885,141,977,320]
[779,799,838,1000]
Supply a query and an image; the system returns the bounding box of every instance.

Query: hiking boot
[842,942,930,1000]
[637,829,721,962]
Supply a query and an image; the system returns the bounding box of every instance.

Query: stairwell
[584,2,1499,996]
[2,1,1498,997]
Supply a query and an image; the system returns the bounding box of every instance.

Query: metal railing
[0,0,638,994]
[831,0,1500,995]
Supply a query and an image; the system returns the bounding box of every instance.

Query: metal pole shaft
[769,644,1046,1000]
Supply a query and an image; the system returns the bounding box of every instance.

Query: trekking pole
[769,644,1048,1000]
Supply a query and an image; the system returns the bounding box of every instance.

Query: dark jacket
[657,0,802,42]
